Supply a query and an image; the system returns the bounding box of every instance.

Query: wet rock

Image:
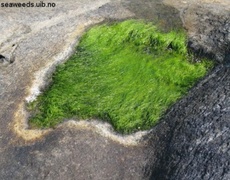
[125,1,230,179]
[186,5,230,62]
[148,66,230,179]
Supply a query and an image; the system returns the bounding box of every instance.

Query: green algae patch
[28,20,213,133]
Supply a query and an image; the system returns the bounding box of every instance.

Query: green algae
[28,20,213,133]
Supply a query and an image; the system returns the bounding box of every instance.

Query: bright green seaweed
[28,20,213,133]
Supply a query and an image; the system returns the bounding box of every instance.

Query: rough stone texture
[185,5,230,62]
[165,0,230,62]
[148,65,230,179]
[0,125,148,180]
[0,0,230,179]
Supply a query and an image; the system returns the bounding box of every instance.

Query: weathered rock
[165,0,230,63]
[144,2,230,179]
[185,5,230,62]
[147,65,230,180]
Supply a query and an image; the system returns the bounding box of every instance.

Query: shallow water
[122,0,183,32]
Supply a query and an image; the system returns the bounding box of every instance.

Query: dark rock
[182,4,230,63]
[0,54,6,63]
[223,54,230,67]
[148,66,230,179]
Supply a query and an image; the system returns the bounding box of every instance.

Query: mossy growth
[28,19,213,133]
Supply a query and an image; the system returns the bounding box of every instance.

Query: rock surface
[0,0,229,179]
